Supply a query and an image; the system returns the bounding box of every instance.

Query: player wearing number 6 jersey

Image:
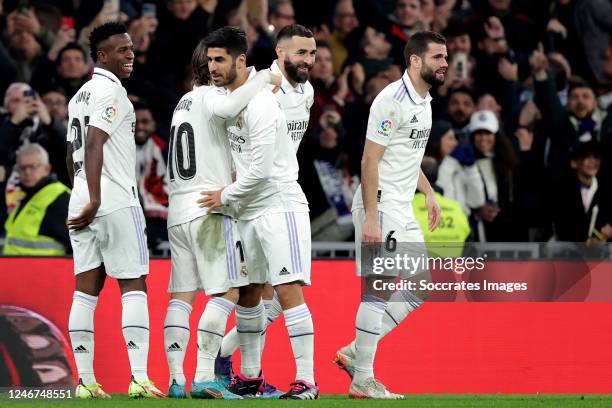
[333,32,447,399]
[163,40,281,400]
[66,22,164,399]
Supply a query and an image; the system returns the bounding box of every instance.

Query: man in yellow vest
[413,156,471,246]
[3,143,71,255]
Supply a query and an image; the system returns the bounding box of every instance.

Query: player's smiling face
[419,43,448,86]
[207,47,240,87]
[97,33,134,79]
[278,36,316,84]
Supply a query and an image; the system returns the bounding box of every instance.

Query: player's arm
[65,142,74,187]
[211,70,281,119]
[361,139,386,242]
[361,95,399,242]
[417,168,441,232]
[67,126,109,230]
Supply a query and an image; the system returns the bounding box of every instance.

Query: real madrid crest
[236,114,243,130]
[240,264,248,277]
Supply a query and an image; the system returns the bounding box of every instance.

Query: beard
[284,57,312,84]
[420,63,445,86]
[212,61,238,87]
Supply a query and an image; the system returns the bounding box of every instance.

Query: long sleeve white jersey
[352,71,433,223]
[269,60,314,152]
[67,67,140,218]
[167,71,272,227]
[220,68,308,220]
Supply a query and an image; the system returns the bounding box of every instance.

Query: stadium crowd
[0,0,611,254]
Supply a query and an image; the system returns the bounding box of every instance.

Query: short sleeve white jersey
[269,60,313,152]
[220,69,308,220]
[67,67,140,218]
[166,85,233,227]
[352,71,433,222]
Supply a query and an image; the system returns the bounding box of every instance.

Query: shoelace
[288,382,306,393]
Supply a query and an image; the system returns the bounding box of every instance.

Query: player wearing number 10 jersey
[66,22,164,399]
[163,40,280,400]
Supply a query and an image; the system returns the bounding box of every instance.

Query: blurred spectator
[468,110,530,242]
[345,26,393,79]
[3,143,70,255]
[41,88,68,126]
[427,120,485,216]
[7,29,43,83]
[31,42,90,99]
[0,43,17,99]
[414,156,471,243]
[445,88,475,137]
[298,108,357,241]
[574,0,612,83]
[551,142,611,242]
[310,41,355,127]
[134,101,169,251]
[268,0,296,35]
[328,0,359,75]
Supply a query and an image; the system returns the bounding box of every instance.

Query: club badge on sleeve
[102,105,118,124]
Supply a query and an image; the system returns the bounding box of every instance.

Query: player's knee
[170,291,197,305]
[117,275,147,294]
[274,282,304,309]
[220,288,239,304]
[238,284,264,307]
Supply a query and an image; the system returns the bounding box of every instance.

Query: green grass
[2,394,612,407]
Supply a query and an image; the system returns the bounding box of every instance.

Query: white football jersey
[352,70,433,223]
[220,69,308,220]
[67,67,139,218]
[167,71,274,227]
[166,85,233,227]
[269,60,313,152]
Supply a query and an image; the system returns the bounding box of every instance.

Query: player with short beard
[333,31,447,399]
[214,24,316,399]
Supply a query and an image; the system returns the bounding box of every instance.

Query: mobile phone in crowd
[23,89,36,98]
[60,16,75,30]
[16,0,30,13]
[142,3,156,16]
[453,52,468,81]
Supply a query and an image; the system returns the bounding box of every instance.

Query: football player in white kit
[333,32,447,399]
[163,40,280,400]
[214,24,316,398]
[199,27,318,400]
[66,22,164,399]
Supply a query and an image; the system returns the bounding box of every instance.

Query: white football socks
[235,301,265,378]
[69,291,98,385]
[194,297,235,382]
[164,299,192,386]
[284,303,315,384]
[121,291,150,382]
[353,295,386,383]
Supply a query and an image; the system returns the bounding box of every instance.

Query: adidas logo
[279,267,290,276]
[74,345,88,353]
[410,115,418,124]
[167,342,182,352]
[126,341,139,350]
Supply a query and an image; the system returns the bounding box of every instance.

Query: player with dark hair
[215,23,316,399]
[66,22,164,399]
[162,38,280,400]
[333,31,447,399]
[199,26,318,400]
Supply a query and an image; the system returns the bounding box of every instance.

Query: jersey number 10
[168,122,196,181]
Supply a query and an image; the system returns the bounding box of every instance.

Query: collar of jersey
[93,67,121,85]
[271,59,304,95]
[402,70,432,105]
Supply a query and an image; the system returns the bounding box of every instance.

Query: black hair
[191,40,210,86]
[276,24,314,46]
[404,31,446,68]
[568,76,594,95]
[89,22,128,62]
[571,141,601,161]
[132,100,151,112]
[203,26,248,58]
[57,43,87,66]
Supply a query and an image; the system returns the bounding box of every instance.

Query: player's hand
[362,214,382,243]
[269,72,282,88]
[198,188,224,210]
[67,201,100,230]
[425,192,441,232]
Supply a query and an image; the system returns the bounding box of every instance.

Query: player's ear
[237,53,247,68]
[276,45,284,59]
[410,54,421,70]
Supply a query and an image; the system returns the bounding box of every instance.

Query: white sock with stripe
[347,290,421,355]
[353,295,386,383]
[69,291,98,385]
[284,303,315,384]
[122,291,150,382]
[236,301,265,378]
[164,299,192,386]
[194,297,235,382]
